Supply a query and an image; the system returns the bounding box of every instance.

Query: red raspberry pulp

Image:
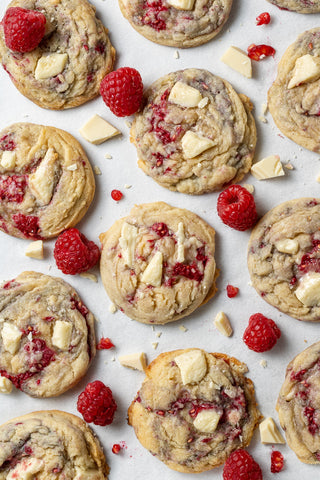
[0,134,16,151]
[0,175,27,203]
[12,213,41,239]
[142,1,168,31]
[256,12,271,25]
[96,337,115,350]
[247,44,275,61]
[151,222,169,237]
[77,380,117,426]
[271,450,284,473]
[227,285,239,298]
[3,7,46,53]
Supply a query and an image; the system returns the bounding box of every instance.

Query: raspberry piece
[223,449,263,480]
[151,222,169,237]
[12,213,41,239]
[3,7,46,53]
[112,444,121,454]
[227,285,239,298]
[172,262,203,282]
[111,189,123,201]
[77,380,117,426]
[54,228,100,275]
[142,1,168,31]
[271,451,284,473]
[247,44,275,61]
[96,337,115,350]
[243,313,281,353]
[100,67,143,117]
[256,12,271,25]
[0,134,15,151]
[217,185,258,231]
[0,175,27,203]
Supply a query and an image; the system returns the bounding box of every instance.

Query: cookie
[0,410,109,478]
[131,69,256,194]
[266,0,320,13]
[128,348,261,473]
[0,271,96,397]
[247,198,320,322]
[99,202,217,324]
[268,28,320,152]
[118,0,233,48]
[0,0,115,110]
[0,122,95,240]
[277,341,320,463]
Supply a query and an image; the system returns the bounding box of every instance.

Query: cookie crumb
[179,325,188,332]
[259,359,268,368]
[94,165,102,175]
[105,153,112,159]
[284,163,294,170]
[156,332,162,338]
[124,184,132,189]
[79,272,98,282]
[261,103,268,115]
[125,120,132,129]
[152,342,158,349]
[174,50,180,59]
[151,325,155,331]
[109,303,117,314]
[243,183,255,194]
[258,115,267,123]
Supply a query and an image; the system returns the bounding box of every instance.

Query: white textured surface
[1,0,320,478]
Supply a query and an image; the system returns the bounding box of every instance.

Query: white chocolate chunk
[52,321,72,350]
[295,273,320,306]
[0,377,13,394]
[168,81,202,108]
[243,183,254,194]
[275,239,299,255]
[35,53,68,80]
[288,54,320,89]
[251,155,285,180]
[214,311,233,337]
[193,410,221,433]
[176,222,185,262]
[119,222,138,268]
[175,350,207,385]
[29,147,57,205]
[1,323,22,355]
[167,0,195,10]
[79,272,98,282]
[221,46,252,79]
[7,458,44,480]
[0,151,16,170]
[66,163,77,171]
[259,417,285,444]
[141,251,163,287]
[181,131,214,158]
[25,240,44,259]
[109,303,118,314]
[119,352,147,371]
[198,97,209,109]
[79,114,121,145]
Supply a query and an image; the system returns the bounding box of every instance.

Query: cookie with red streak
[267,0,320,13]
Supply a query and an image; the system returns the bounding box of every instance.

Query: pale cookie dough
[267,0,320,13]
[131,69,256,194]
[128,348,261,473]
[0,0,115,109]
[0,123,95,240]
[99,202,217,324]
[248,198,320,322]
[268,28,320,152]
[0,271,96,397]
[118,0,233,48]
[277,341,320,463]
[0,410,109,479]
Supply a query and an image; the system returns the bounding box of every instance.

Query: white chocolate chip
[0,377,13,394]
[29,147,58,205]
[118,352,147,371]
[288,54,320,89]
[152,342,158,349]
[1,323,22,355]
[198,97,209,109]
[275,239,299,255]
[179,325,188,332]
[168,81,202,108]
[251,155,285,180]
[167,0,195,9]
[0,151,16,169]
[221,46,252,78]
[181,131,214,158]
[52,321,72,350]
[94,165,102,175]
[295,272,320,306]
[25,240,44,259]
[260,359,268,368]
[214,311,233,337]
[66,163,78,171]
[35,53,68,80]
[79,272,98,282]
[193,410,221,433]
[174,50,180,59]
[243,183,255,194]
[176,222,185,263]
[79,114,121,145]
[175,350,207,385]
[7,458,44,480]
[109,303,118,314]
[105,153,112,159]
[140,251,163,287]
[119,222,138,268]
[259,417,286,444]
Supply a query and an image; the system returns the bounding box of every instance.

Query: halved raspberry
[77,380,117,426]
[54,228,100,275]
[256,12,271,25]
[271,450,284,473]
[223,449,263,480]
[217,185,258,231]
[3,7,46,53]
[111,189,123,201]
[247,44,275,61]
[96,337,115,350]
[243,313,281,353]
[100,67,143,117]
[227,285,239,298]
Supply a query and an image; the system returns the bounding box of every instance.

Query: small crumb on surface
[79,272,98,282]
[156,332,162,338]
[125,120,132,128]
[105,153,112,159]
[260,359,268,368]
[174,50,180,59]
[124,184,132,189]
[109,303,118,314]
[152,342,158,350]
[243,183,254,194]
[94,165,102,175]
[284,163,294,170]
[179,325,188,332]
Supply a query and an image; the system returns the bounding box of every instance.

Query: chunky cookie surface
[277,341,320,463]
[0,0,115,109]
[248,198,320,322]
[99,202,217,324]
[128,348,260,473]
[131,69,256,194]
[268,28,320,152]
[267,0,320,13]
[0,271,96,397]
[0,122,95,239]
[0,410,109,479]
[118,0,233,48]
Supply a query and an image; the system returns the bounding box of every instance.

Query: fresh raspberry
[77,380,117,426]
[111,189,123,201]
[96,337,115,350]
[100,67,143,117]
[3,7,46,53]
[243,313,281,353]
[217,185,258,231]
[256,12,271,25]
[223,449,263,480]
[271,451,284,473]
[112,444,121,454]
[227,285,239,298]
[54,228,100,275]
[247,44,275,61]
